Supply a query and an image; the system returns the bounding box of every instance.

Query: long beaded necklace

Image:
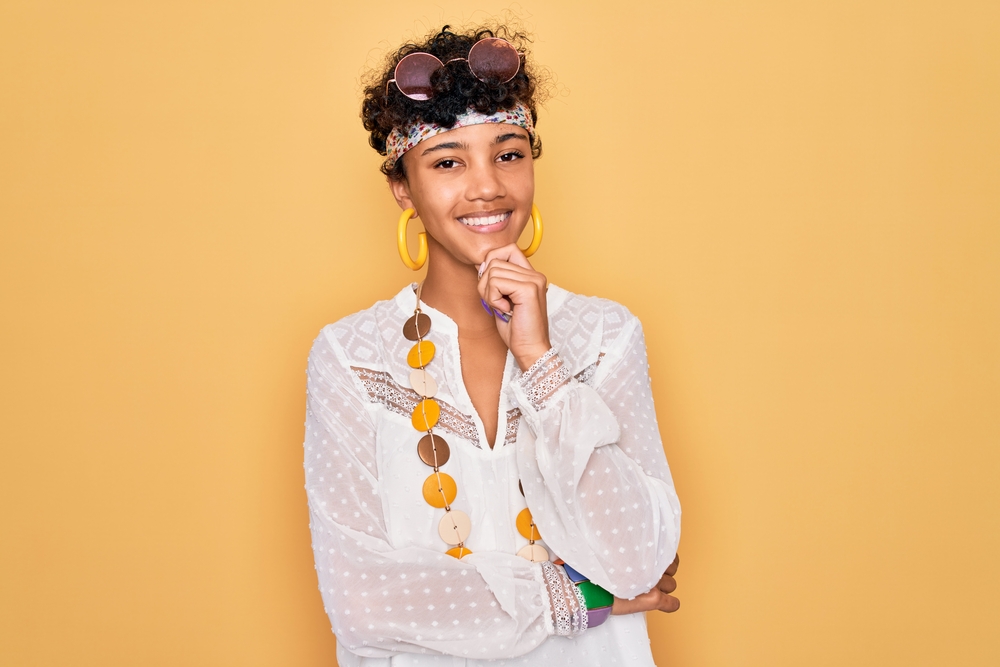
[403,283,549,562]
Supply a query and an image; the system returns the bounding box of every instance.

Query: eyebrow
[420,130,530,156]
[421,140,468,156]
[493,131,530,145]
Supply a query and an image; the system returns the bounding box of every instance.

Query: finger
[476,262,541,302]
[480,263,539,284]
[665,553,679,577]
[657,573,676,595]
[658,594,680,613]
[481,243,532,273]
[612,590,680,616]
[483,258,538,276]
[478,262,543,298]
[481,267,545,299]
[483,275,544,310]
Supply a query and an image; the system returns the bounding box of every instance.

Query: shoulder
[546,284,642,377]
[309,286,413,370]
[547,284,638,334]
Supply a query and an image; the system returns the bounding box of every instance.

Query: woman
[305,24,682,666]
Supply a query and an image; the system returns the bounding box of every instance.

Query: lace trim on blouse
[539,561,587,637]
[351,355,604,448]
[504,408,521,447]
[351,367,482,447]
[571,579,589,634]
[517,349,573,412]
[575,353,604,386]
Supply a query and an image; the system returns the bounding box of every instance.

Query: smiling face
[389,122,535,266]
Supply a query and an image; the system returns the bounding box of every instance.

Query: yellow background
[2,1,998,665]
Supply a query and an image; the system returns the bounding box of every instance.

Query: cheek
[409,192,466,243]
[408,176,460,219]
[513,161,535,199]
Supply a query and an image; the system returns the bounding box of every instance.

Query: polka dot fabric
[304,284,681,666]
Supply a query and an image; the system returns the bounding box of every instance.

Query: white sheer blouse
[304,284,681,666]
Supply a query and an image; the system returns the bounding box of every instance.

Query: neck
[419,238,499,336]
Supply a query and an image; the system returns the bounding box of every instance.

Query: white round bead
[409,368,438,398]
[438,510,471,545]
[516,544,550,562]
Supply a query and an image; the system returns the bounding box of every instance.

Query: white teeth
[459,212,508,227]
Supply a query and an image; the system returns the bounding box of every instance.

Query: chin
[474,240,515,262]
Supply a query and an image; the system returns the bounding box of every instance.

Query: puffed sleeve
[304,327,586,660]
[511,315,682,599]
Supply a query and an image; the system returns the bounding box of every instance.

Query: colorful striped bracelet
[555,560,614,628]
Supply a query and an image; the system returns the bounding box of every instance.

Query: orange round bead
[422,472,457,508]
[411,398,440,431]
[446,546,473,559]
[516,508,541,541]
[407,340,435,368]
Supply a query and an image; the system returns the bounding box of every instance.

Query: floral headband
[385,103,535,169]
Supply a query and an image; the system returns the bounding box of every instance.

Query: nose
[466,158,505,202]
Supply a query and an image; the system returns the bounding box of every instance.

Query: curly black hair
[361,24,546,180]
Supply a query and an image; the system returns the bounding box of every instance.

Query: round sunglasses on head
[388,37,522,101]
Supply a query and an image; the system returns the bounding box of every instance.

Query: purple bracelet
[586,605,613,628]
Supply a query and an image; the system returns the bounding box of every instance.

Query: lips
[457,210,511,227]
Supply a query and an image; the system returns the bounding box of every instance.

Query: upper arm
[591,316,674,485]
[305,327,384,539]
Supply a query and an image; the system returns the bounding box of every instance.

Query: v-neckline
[401,285,515,454]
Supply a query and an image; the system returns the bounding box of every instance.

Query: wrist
[514,342,551,372]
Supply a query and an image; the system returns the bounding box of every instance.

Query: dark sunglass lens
[394,52,444,100]
[467,38,520,84]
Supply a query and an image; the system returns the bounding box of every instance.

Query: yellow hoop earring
[397,208,427,271]
[521,204,543,257]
